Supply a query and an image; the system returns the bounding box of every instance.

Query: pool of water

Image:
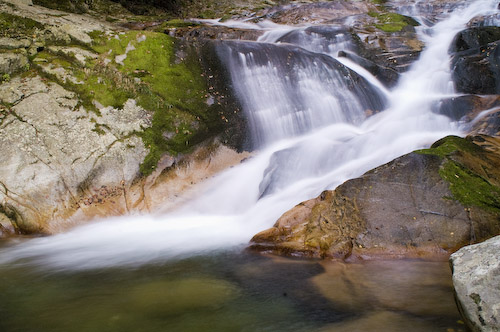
[0,247,465,332]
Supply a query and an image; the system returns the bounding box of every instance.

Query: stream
[0,0,498,331]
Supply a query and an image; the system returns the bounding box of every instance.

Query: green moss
[417,136,500,213]
[0,13,44,38]
[1,73,10,83]
[33,0,125,15]
[34,0,87,13]
[31,28,218,176]
[89,30,215,175]
[439,161,500,213]
[33,50,130,114]
[368,11,419,33]
[415,135,483,158]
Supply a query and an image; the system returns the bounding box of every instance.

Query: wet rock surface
[251,136,500,259]
[450,235,500,332]
[451,27,500,95]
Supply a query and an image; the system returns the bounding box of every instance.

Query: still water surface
[0,248,464,332]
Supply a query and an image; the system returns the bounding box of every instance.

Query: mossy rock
[251,135,500,260]
[0,12,44,39]
[95,31,215,174]
[368,11,419,33]
[417,135,500,213]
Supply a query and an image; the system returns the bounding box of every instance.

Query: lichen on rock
[450,235,500,332]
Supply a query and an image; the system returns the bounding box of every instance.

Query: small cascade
[261,25,358,57]
[0,0,498,270]
[216,40,386,146]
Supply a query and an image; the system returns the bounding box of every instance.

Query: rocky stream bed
[0,0,499,331]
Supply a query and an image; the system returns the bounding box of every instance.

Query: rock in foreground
[450,235,500,332]
[250,135,500,260]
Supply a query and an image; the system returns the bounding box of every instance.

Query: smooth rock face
[450,235,500,332]
[251,136,500,259]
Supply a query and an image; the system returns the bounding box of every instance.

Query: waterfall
[1,0,498,270]
[215,39,386,146]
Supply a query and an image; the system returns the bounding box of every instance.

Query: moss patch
[416,136,500,213]
[31,29,221,175]
[439,161,500,212]
[368,11,419,33]
[33,0,128,15]
[0,12,44,39]
[89,30,217,175]
[416,135,484,158]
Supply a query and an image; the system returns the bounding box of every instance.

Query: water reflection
[0,251,464,332]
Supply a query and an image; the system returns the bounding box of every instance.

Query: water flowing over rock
[450,235,500,332]
[251,136,500,259]
[215,40,387,147]
[0,0,499,272]
[0,0,250,235]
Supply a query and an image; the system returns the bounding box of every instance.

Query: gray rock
[0,76,149,233]
[450,235,500,332]
[0,38,31,50]
[0,53,29,75]
[47,46,98,67]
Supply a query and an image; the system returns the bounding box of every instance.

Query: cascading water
[1,0,498,270]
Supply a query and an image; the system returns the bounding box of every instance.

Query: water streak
[0,0,498,270]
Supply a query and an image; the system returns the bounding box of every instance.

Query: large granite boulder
[0,0,249,236]
[251,135,500,259]
[450,235,500,332]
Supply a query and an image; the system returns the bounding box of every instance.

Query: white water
[1,0,498,270]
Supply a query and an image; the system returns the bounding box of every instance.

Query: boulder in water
[251,136,500,260]
[338,50,399,88]
[450,235,500,332]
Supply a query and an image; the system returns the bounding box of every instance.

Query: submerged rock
[450,235,500,332]
[250,136,500,260]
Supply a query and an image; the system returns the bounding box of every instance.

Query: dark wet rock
[470,109,500,137]
[173,25,263,43]
[338,50,399,88]
[433,94,500,139]
[450,235,500,332]
[450,27,500,95]
[434,95,500,121]
[251,136,500,260]
[451,41,500,95]
[215,40,387,147]
[433,94,500,137]
[450,27,500,53]
[199,40,251,151]
[354,28,424,73]
[271,25,397,87]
